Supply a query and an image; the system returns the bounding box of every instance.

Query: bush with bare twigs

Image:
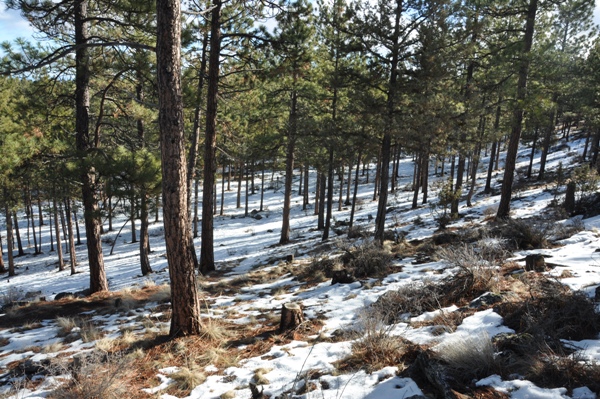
[48,352,134,399]
[340,241,393,278]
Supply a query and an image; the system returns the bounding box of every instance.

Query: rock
[54,292,74,300]
[253,214,263,220]
[469,292,503,309]
[285,254,294,262]
[331,269,356,285]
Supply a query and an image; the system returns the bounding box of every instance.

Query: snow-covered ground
[0,130,599,399]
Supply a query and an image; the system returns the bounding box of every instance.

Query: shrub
[170,366,207,393]
[437,244,501,303]
[338,308,408,372]
[341,241,393,278]
[495,218,550,250]
[48,352,134,399]
[373,282,442,324]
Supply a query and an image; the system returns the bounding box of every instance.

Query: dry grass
[434,331,499,383]
[337,308,408,372]
[169,365,207,394]
[56,317,77,337]
[48,352,136,399]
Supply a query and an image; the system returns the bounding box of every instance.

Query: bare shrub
[497,276,600,342]
[374,282,442,324]
[495,218,550,250]
[437,244,501,304]
[48,352,134,399]
[341,241,393,278]
[347,225,369,239]
[434,331,499,383]
[521,347,600,393]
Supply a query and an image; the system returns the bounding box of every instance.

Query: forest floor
[0,129,599,399]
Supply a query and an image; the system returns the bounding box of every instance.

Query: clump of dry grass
[56,317,77,337]
[48,352,134,399]
[434,332,499,383]
[373,282,442,324]
[337,308,408,372]
[253,367,272,385]
[169,366,207,393]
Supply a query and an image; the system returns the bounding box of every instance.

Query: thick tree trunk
[75,0,108,293]
[497,0,538,219]
[199,0,223,275]
[157,0,202,336]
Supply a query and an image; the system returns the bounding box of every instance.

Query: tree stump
[279,302,304,333]
[525,254,546,272]
[564,180,576,215]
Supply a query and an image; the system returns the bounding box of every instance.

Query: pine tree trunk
[13,212,24,257]
[260,160,265,212]
[244,165,249,217]
[345,161,352,205]
[303,163,309,209]
[318,173,326,230]
[199,0,223,275]
[421,152,429,204]
[323,147,334,241]
[314,172,320,216]
[0,235,5,273]
[349,151,361,229]
[53,196,65,271]
[497,0,538,219]
[4,197,15,277]
[412,153,421,210]
[338,165,344,212]
[280,70,298,245]
[75,0,108,293]
[220,161,225,216]
[157,0,202,336]
[130,195,137,243]
[527,126,539,178]
[237,161,243,209]
[64,198,77,275]
[140,189,152,276]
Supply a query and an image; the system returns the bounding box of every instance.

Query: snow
[0,130,599,398]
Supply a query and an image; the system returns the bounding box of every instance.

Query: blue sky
[1,1,600,51]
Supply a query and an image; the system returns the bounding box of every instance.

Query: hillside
[0,130,599,399]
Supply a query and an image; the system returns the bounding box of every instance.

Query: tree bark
[200,0,223,274]
[75,0,108,293]
[349,151,361,229]
[157,0,202,336]
[64,198,77,275]
[13,212,24,257]
[53,196,65,271]
[323,147,334,241]
[497,0,538,219]
[4,195,15,276]
[280,70,298,245]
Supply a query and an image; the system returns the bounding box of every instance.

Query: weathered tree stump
[564,180,576,215]
[331,269,356,285]
[279,302,304,333]
[525,254,546,272]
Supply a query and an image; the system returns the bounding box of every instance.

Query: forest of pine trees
[0,0,599,336]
